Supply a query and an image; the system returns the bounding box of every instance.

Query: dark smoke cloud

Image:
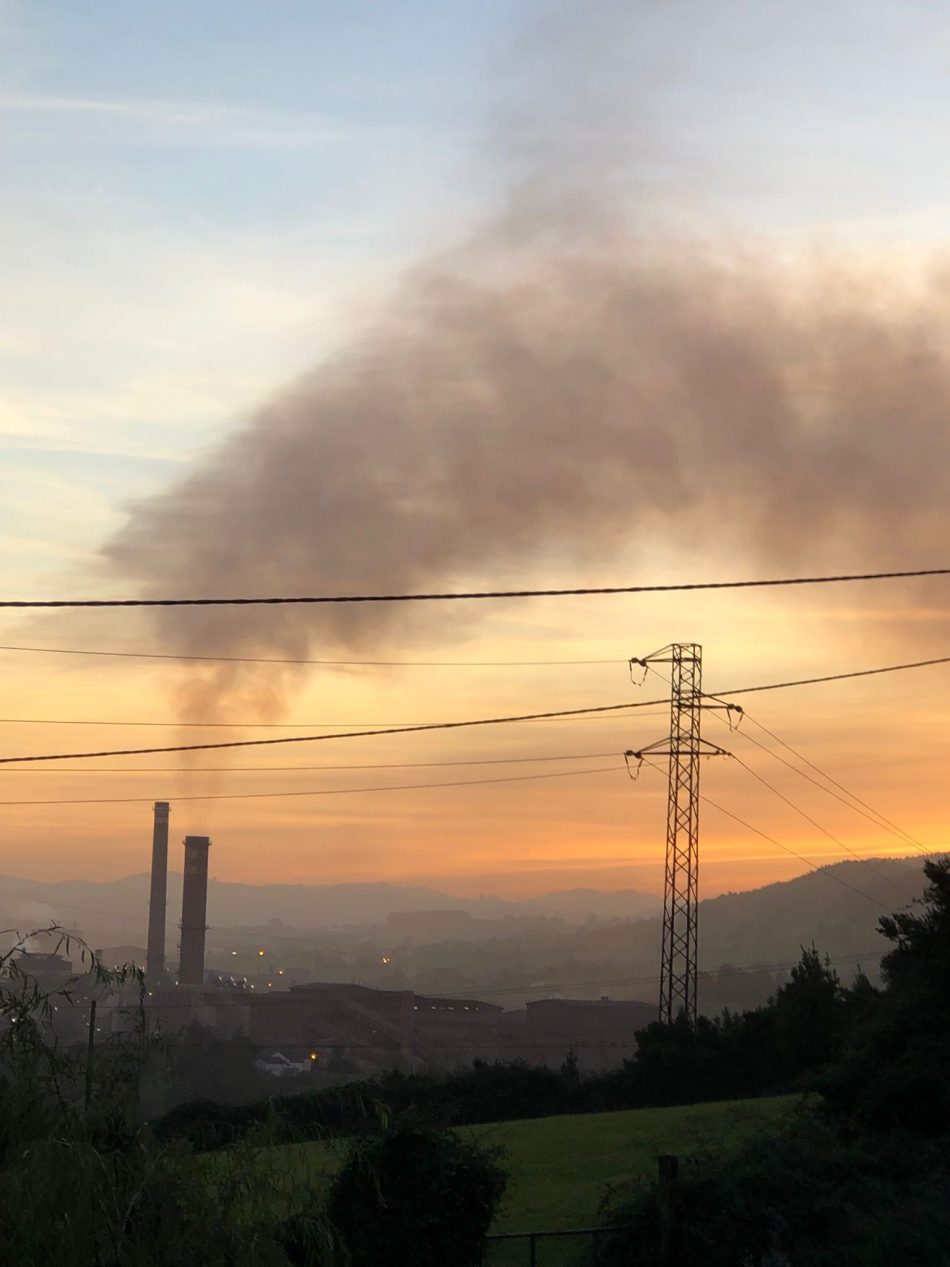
[103,230,950,720]
[102,2,950,719]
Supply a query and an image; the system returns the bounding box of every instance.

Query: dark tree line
[10,858,946,1264]
[0,929,507,1266]
[599,856,950,1267]
[156,940,863,1151]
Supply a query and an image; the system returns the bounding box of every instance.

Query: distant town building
[10,950,74,991]
[140,971,656,1075]
[254,1050,316,1078]
[249,981,507,1072]
[96,945,147,971]
[385,910,473,943]
[147,982,250,1039]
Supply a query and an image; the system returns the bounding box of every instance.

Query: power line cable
[0,712,666,730]
[142,949,890,1011]
[645,663,926,892]
[728,754,919,902]
[407,949,889,997]
[0,763,624,807]
[5,898,149,924]
[0,750,622,775]
[715,654,950,698]
[682,681,928,888]
[5,649,950,766]
[10,917,889,984]
[635,756,893,911]
[701,795,891,911]
[3,651,949,733]
[62,950,893,1006]
[740,712,929,855]
[636,693,903,908]
[104,1030,884,1049]
[0,699,668,764]
[730,722,929,857]
[4,565,949,607]
[0,643,621,668]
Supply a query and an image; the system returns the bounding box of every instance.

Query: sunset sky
[2,0,949,898]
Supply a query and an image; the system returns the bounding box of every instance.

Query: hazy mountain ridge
[0,858,933,982]
[571,857,933,972]
[0,872,662,935]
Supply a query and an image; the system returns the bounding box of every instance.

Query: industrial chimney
[178,835,211,987]
[145,801,170,981]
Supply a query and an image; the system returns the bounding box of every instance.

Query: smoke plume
[103,231,950,718]
[103,5,950,719]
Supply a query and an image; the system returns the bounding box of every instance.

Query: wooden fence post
[84,998,97,1115]
[657,1154,679,1266]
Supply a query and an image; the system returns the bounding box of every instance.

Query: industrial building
[249,982,509,1072]
[140,804,656,1072]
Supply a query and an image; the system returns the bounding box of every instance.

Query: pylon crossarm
[625,741,731,758]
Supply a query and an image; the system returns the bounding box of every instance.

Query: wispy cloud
[0,92,392,149]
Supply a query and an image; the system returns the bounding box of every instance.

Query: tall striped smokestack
[178,835,211,986]
[145,801,170,981]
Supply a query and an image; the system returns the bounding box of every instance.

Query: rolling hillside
[280,1095,797,1265]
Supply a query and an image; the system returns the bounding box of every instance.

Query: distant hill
[0,858,933,978]
[0,872,661,939]
[574,856,934,972]
[520,889,661,922]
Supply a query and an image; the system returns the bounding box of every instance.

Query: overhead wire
[11,916,889,988]
[728,754,920,903]
[714,653,950,698]
[730,722,930,858]
[0,698,669,764]
[3,648,950,765]
[149,948,891,1016]
[639,663,921,901]
[3,564,950,607]
[2,652,949,732]
[0,712,667,729]
[0,763,625,807]
[72,942,899,1049]
[740,712,929,855]
[4,606,928,992]
[398,948,890,997]
[0,750,624,774]
[700,794,893,911]
[636,756,893,911]
[0,643,622,668]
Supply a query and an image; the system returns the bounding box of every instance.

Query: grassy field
[474,1095,794,1234]
[279,1094,796,1264]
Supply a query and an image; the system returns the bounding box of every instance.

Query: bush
[152,1060,582,1151]
[327,1118,507,1267]
[597,1114,950,1267]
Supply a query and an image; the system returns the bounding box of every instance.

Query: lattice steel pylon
[626,644,728,1026]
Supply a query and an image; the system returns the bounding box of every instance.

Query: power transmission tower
[626,644,729,1026]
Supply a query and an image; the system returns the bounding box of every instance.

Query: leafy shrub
[327,1118,507,1267]
[598,1114,950,1267]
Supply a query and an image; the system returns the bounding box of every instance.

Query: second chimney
[178,835,211,987]
[145,801,170,982]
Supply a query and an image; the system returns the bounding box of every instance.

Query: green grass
[277,1094,796,1264]
[471,1094,795,1235]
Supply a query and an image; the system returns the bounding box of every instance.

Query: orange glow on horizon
[0,585,945,903]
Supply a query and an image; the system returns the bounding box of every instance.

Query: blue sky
[4,0,950,596]
[5,3,950,888]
